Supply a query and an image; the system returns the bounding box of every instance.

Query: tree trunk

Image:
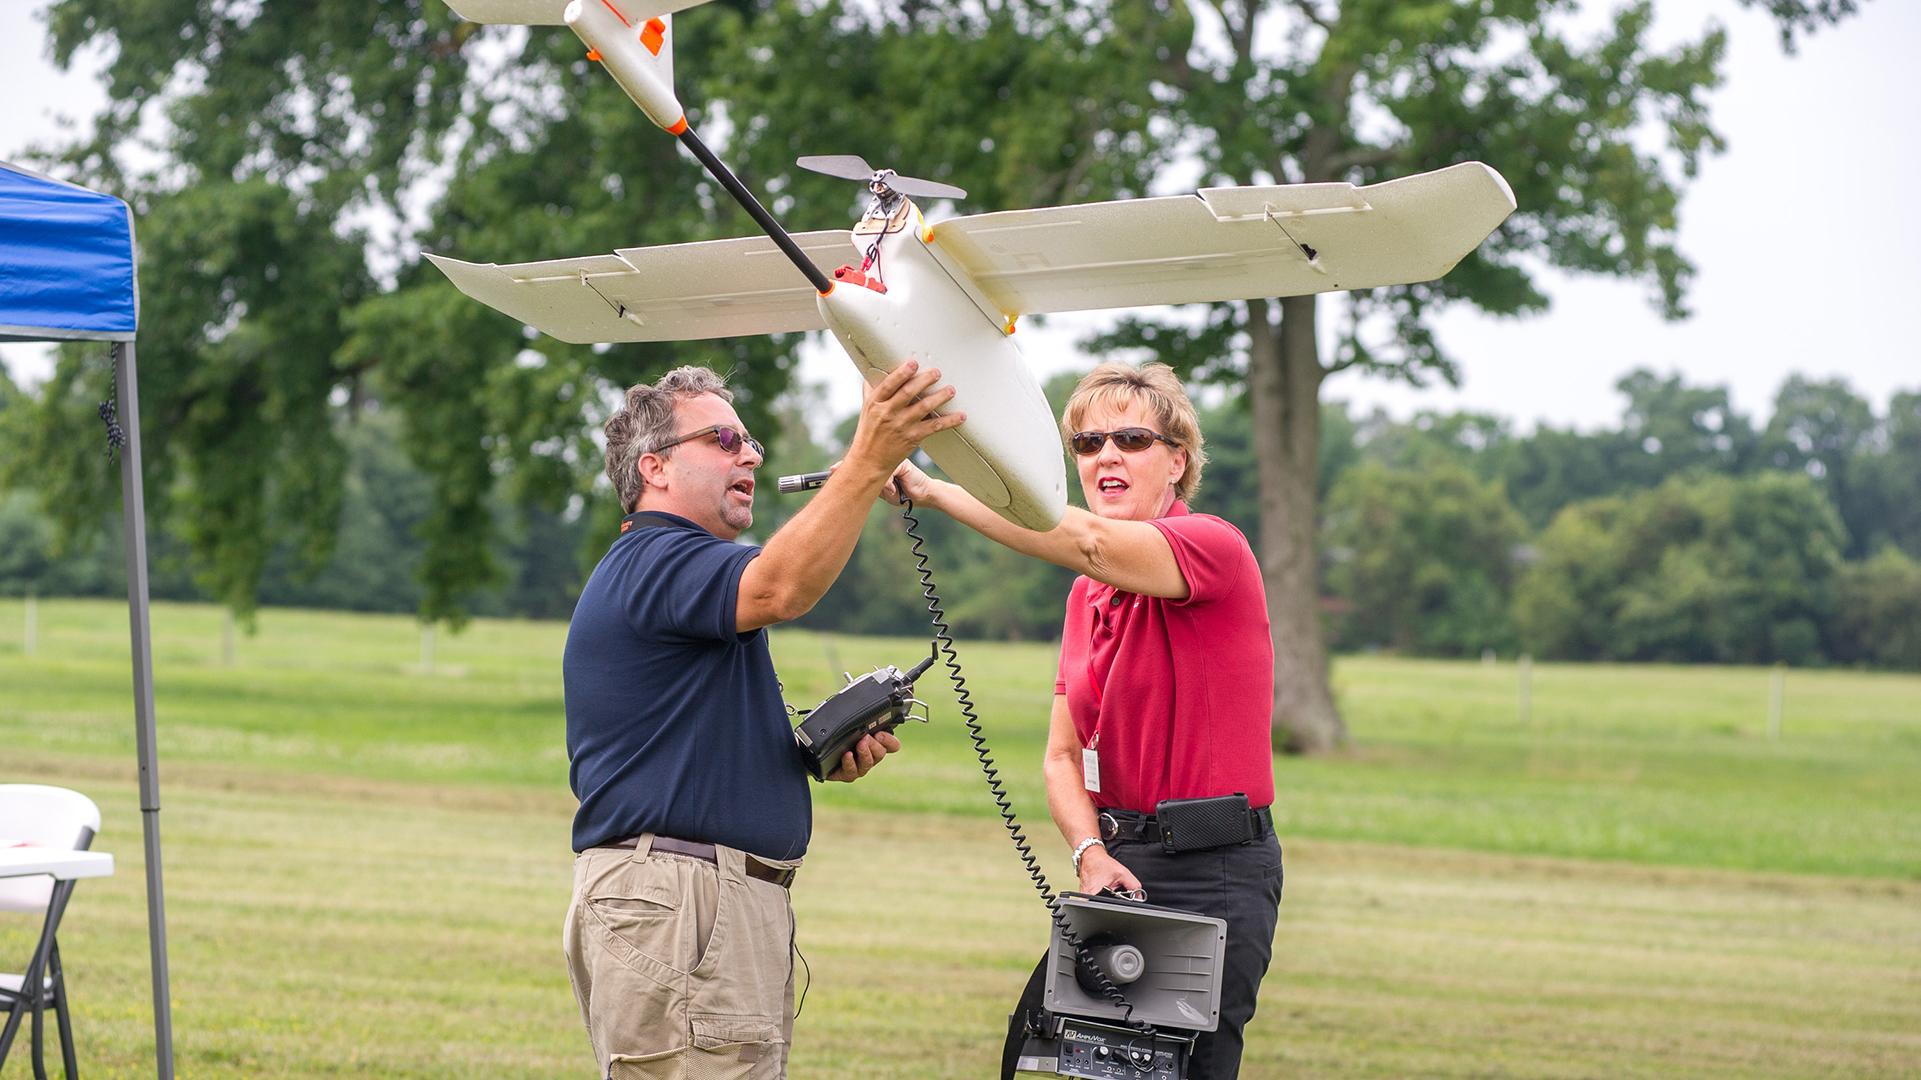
[1250,294,1347,753]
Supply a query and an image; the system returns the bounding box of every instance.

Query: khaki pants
[565,836,800,1079]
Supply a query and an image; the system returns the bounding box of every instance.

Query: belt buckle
[1098,812,1121,842]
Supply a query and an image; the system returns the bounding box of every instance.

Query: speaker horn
[1043,892,1227,1033]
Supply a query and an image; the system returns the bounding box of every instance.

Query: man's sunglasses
[1069,427,1181,456]
[650,424,765,459]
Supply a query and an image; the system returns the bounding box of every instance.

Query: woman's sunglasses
[650,424,765,459]
[1069,427,1181,456]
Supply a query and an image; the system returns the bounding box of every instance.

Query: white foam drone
[428,0,1516,532]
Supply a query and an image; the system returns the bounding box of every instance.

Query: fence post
[221,609,236,667]
[1768,665,1785,741]
[24,590,37,657]
[1518,654,1533,727]
[420,623,436,675]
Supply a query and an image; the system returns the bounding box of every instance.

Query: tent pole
[115,341,176,1079]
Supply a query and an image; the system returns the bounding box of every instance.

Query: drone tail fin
[440,0,708,133]
[567,0,702,132]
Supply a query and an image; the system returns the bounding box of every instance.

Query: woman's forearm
[927,478,1188,599]
[929,477,1092,568]
[1045,748,1103,851]
[1042,694,1101,852]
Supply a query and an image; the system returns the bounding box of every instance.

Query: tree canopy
[11,0,1868,738]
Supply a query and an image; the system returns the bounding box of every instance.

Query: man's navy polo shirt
[564,510,811,860]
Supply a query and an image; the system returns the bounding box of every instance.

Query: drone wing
[928,162,1515,317]
[425,232,849,344]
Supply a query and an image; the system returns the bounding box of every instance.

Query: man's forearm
[751,457,892,622]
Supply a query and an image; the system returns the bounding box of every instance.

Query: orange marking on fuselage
[597,0,630,27]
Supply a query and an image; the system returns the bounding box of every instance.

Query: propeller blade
[886,175,968,201]
[796,154,876,181]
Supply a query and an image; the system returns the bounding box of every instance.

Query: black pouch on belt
[1155,793,1256,854]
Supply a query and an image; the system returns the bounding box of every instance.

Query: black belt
[1098,805,1274,846]
[596,835,797,889]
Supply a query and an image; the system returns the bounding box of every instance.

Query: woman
[887,361,1282,1079]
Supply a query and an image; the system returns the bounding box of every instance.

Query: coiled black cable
[897,498,1148,1032]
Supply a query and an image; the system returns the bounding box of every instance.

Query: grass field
[2,598,1918,1077]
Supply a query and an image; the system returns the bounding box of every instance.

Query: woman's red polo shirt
[1054,502,1276,812]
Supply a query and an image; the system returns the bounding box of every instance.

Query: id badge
[1082,747,1101,793]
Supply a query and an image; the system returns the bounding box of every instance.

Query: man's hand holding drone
[847,360,964,480]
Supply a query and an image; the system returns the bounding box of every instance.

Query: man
[561,361,962,1078]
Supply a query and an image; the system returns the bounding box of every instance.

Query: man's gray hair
[605,366,733,512]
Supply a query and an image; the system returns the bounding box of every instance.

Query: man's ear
[636,450,670,495]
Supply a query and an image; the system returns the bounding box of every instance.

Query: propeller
[796,155,967,201]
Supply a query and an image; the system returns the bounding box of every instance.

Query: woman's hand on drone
[883,460,937,506]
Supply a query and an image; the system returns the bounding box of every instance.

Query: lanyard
[616,510,694,538]
[1083,583,1131,765]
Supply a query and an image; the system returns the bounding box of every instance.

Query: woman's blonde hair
[1061,361,1208,502]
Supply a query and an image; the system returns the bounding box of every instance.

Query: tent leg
[116,341,176,1079]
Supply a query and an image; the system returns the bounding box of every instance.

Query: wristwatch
[1071,836,1104,872]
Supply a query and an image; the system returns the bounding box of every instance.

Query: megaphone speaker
[1043,892,1227,1033]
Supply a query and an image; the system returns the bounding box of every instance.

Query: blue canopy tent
[1,160,175,1077]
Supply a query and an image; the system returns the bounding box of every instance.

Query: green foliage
[1517,472,1845,664]
[1497,422,1623,529]
[1760,374,1879,556]
[10,0,1871,685]
[1859,391,1921,560]
[1190,396,1360,546]
[1828,547,1921,670]
[18,0,1859,638]
[0,492,57,593]
[1324,460,1526,655]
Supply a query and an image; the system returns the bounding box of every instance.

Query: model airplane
[428,0,1516,531]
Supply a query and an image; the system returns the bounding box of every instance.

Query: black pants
[1001,832,1284,1079]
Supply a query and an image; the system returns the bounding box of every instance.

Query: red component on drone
[833,265,888,294]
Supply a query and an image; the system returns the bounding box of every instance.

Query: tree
[1611,368,1759,486]
[1193,397,1359,543]
[26,0,1862,735]
[1499,424,1623,529]
[1516,473,1845,664]
[1858,391,1921,560]
[1828,547,1921,671]
[1323,460,1525,655]
[1760,375,1877,557]
[1079,0,1857,749]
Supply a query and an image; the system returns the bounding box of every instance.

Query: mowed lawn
[1,598,1918,1077]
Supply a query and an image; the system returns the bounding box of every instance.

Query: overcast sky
[3,1,1916,433]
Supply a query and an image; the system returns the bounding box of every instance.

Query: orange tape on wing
[641,17,665,55]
